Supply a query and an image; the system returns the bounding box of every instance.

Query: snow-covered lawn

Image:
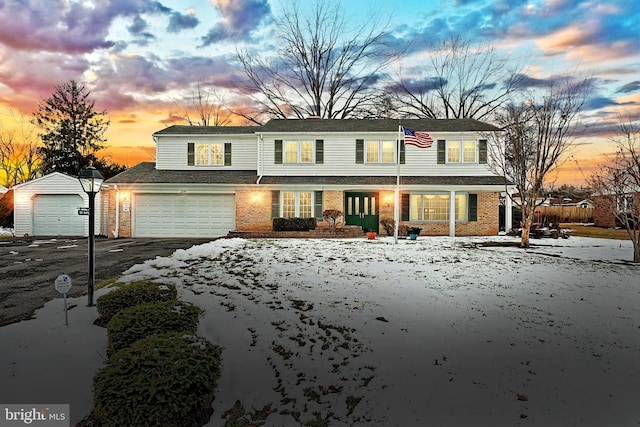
[1,235,639,426]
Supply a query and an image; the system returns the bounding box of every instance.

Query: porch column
[505,191,513,233]
[449,190,456,237]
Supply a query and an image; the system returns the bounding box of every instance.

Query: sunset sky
[0,0,638,187]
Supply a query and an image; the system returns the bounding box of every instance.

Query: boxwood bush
[272,217,317,231]
[96,280,177,324]
[93,333,222,427]
[107,300,202,354]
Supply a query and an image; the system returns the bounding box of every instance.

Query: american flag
[403,127,433,148]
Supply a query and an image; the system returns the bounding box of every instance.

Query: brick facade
[105,188,132,238]
[594,195,617,228]
[106,188,501,238]
[377,191,499,237]
[235,190,272,231]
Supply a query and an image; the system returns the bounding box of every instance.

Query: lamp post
[78,165,104,307]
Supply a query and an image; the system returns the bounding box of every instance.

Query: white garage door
[33,194,85,236]
[134,193,235,237]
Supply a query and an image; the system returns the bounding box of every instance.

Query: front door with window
[345,192,379,233]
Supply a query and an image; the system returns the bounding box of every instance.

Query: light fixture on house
[78,165,104,307]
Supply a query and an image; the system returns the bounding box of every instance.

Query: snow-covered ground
[1,235,639,426]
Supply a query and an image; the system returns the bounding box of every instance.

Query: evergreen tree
[34,80,109,176]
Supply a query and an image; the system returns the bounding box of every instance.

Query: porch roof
[106,162,511,186]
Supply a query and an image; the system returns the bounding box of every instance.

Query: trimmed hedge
[272,217,317,231]
[93,333,222,427]
[96,281,177,324]
[107,300,202,354]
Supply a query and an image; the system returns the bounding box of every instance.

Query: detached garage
[133,192,235,237]
[13,172,102,237]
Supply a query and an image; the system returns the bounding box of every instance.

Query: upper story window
[187,142,231,167]
[285,140,314,163]
[366,140,396,164]
[447,140,477,163]
[196,143,224,165]
[438,139,487,165]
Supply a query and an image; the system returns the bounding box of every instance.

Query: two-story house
[104,118,514,238]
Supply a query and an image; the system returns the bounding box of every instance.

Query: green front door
[345,192,379,233]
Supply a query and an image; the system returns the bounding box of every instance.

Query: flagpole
[394,124,401,244]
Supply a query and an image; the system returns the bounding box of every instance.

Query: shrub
[93,333,222,427]
[96,281,177,324]
[322,209,343,228]
[107,300,202,354]
[272,217,317,231]
[380,217,395,236]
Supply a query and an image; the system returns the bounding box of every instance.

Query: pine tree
[34,80,109,176]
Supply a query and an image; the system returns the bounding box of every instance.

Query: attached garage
[133,193,235,237]
[13,172,102,237]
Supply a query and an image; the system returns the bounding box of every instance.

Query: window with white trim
[284,140,314,163]
[447,140,477,163]
[195,143,224,166]
[366,140,395,163]
[409,193,468,221]
[281,191,313,218]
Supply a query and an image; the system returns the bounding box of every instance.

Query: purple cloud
[168,11,199,33]
[616,81,639,94]
[0,0,186,54]
[200,0,271,46]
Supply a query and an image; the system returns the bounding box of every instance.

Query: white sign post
[54,274,72,326]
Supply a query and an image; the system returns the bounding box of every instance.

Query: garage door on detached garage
[134,193,235,237]
[33,194,85,236]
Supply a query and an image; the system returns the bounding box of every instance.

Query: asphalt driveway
[0,236,214,326]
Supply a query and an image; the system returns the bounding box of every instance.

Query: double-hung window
[281,191,313,218]
[195,143,224,166]
[447,140,477,163]
[409,193,468,221]
[366,140,396,164]
[285,140,314,163]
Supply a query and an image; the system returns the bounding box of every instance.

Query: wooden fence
[534,206,594,223]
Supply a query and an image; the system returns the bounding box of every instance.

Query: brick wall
[105,188,132,238]
[594,195,616,228]
[235,190,272,231]
[380,191,499,237]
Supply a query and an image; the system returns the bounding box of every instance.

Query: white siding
[259,132,495,177]
[155,134,257,170]
[13,173,102,237]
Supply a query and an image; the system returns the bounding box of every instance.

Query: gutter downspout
[256,133,263,184]
[114,185,120,238]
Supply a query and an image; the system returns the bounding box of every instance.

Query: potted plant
[408,227,422,240]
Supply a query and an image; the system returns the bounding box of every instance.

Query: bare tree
[173,82,233,126]
[590,113,640,262]
[236,0,399,123]
[487,75,591,247]
[0,109,40,187]
[392,36,523,120]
